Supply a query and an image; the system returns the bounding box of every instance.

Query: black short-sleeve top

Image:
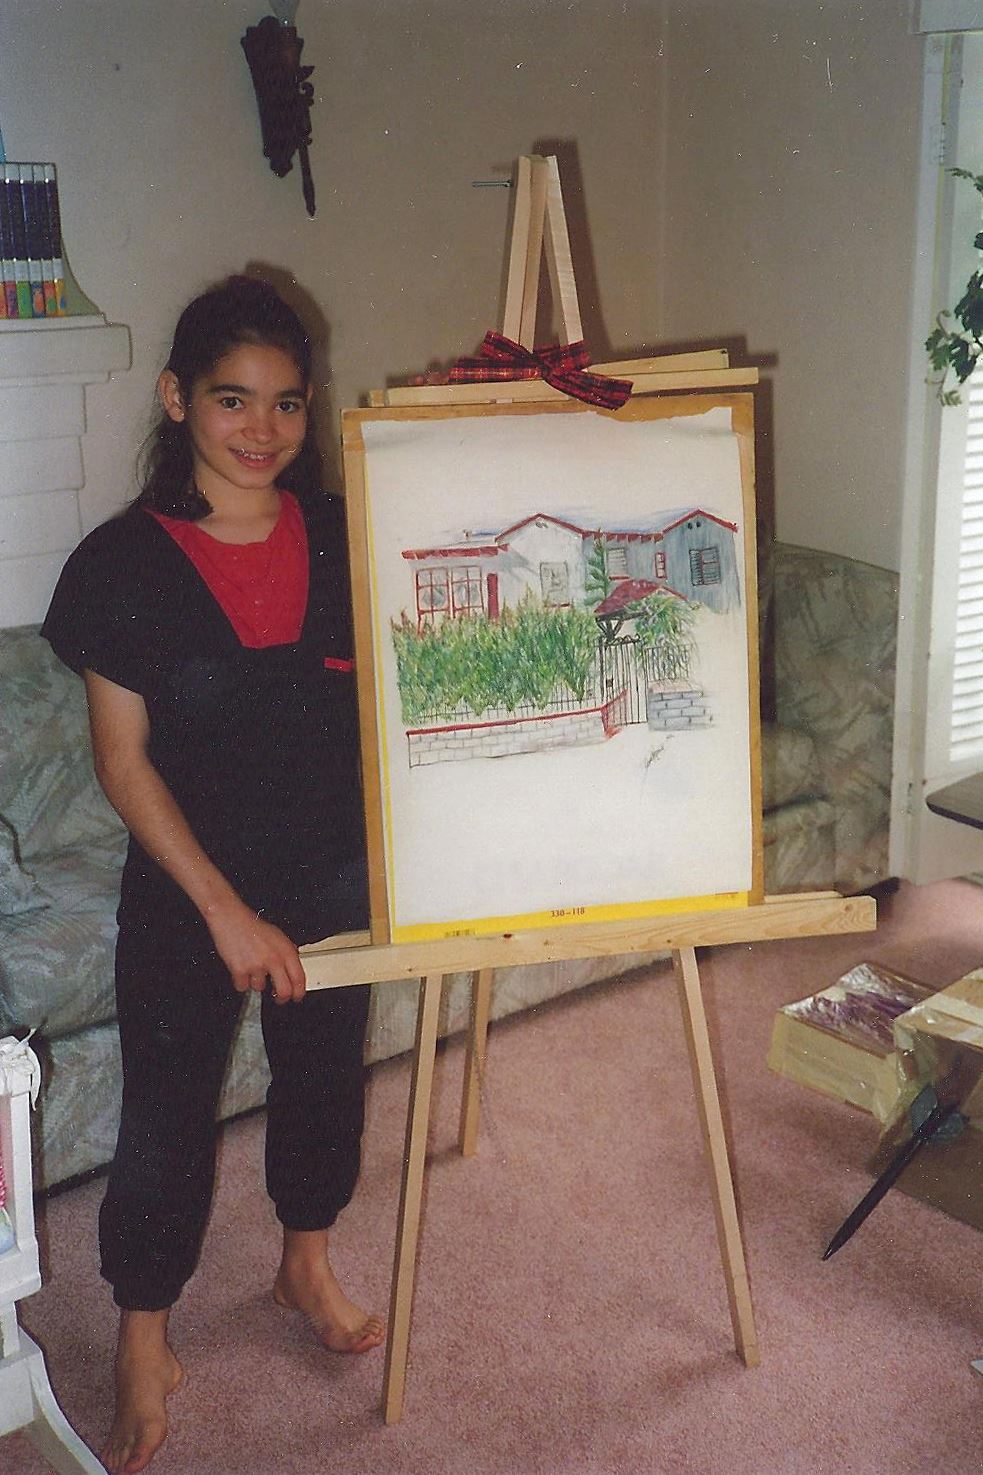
[41,494,369,950]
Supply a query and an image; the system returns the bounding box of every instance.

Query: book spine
[4,165,31,319]
[0,168,10,320]
[19,163,45,317]
[43,164,66,315]
[1,167,13,319]
[34,163,57,317]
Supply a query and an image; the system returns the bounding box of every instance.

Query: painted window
[540,561,570,605]
[689,546,721,586]
[417,565,485,623]
[416,567,449,625]
[606,545,628,577]
[450,565,484,616]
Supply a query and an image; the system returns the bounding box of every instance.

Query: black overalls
[42,495,371,1311]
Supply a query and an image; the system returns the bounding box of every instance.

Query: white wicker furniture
[0,1036,101,1472]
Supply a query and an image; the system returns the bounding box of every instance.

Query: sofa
[760,542,897,896]
[0,540,897,1190]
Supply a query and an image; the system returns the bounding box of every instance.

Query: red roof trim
[657,508,738,536]
[495,512,592,541]
[402,546,501,561]
[596,530,660,543]
[402,507,738,562]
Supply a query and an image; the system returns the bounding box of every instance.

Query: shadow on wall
[242,258,338,490]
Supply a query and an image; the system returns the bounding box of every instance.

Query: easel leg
[459,968,494,1157]
[671,947,760,1368]
[382,973,443,1424]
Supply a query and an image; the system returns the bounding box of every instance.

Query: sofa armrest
[770,543,898,891]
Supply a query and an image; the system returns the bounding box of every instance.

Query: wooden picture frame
[342,390,763,946]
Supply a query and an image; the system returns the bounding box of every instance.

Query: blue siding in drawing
[662,516,740,613]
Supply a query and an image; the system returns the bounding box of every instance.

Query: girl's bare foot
[274,1228,385,1355]
[101,1309,183,1474]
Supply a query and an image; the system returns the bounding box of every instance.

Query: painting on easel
[344,391,762,944]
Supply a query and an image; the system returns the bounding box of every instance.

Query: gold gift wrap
[866,973,983,1233]
[891,970,983,1126]
[768,963,933,1123]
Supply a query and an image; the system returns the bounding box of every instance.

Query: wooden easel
[372,154,757,409]
[302,895,875,1421]
[312,156,876,1422]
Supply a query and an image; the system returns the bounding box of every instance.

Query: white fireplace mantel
[0,314,131,628]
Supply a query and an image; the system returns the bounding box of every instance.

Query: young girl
[41,276,384,1475]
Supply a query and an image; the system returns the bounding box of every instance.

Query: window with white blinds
[951,370,983,761]
[892,29,983,882]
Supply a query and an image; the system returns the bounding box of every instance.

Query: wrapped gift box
[892,968,983,1118]
[866,970,983,1232]
[768,962,933,1123]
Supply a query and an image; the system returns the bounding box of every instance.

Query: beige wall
[0,0,667,534]
[661,0,924,571]
[1,1,925,571]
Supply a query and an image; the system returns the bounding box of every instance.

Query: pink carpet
[6,879,983,1474]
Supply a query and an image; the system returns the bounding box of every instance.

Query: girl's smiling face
[158,342,311,503]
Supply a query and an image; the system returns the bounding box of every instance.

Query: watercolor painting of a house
[350,399,760,942]
[392,507,741,766]
[403,507,741,625]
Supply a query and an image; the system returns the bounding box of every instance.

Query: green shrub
[632,591,697,647]
[632,592,697,682]
[391,596,598,722]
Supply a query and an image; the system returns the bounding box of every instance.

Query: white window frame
[892,23,983,880]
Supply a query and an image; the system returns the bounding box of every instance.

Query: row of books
[1,162,67,320]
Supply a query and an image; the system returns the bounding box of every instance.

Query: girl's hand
[205,898,307,1003]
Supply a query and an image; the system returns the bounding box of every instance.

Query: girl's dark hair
[136,275,320,519]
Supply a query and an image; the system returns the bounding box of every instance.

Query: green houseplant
[926,168,983,404]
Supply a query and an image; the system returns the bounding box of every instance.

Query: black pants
[99,928,371,1311]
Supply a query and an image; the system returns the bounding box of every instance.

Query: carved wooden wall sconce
[241,2,317,216]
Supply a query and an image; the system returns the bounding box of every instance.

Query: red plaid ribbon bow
[448,332,632,410]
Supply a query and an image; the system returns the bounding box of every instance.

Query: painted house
[401,507,740,625]
[651,509,741,615]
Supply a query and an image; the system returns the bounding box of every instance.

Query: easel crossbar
[299,894,876,990]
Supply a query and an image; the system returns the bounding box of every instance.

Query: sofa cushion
[0,836,127,1037]
[760,721,826,812]
[0,904,119,1037]
[0,625,125,861]
[0,813,48,916]
[762,796,837,893]
[33,832,128,912]
[771,543,897,891]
